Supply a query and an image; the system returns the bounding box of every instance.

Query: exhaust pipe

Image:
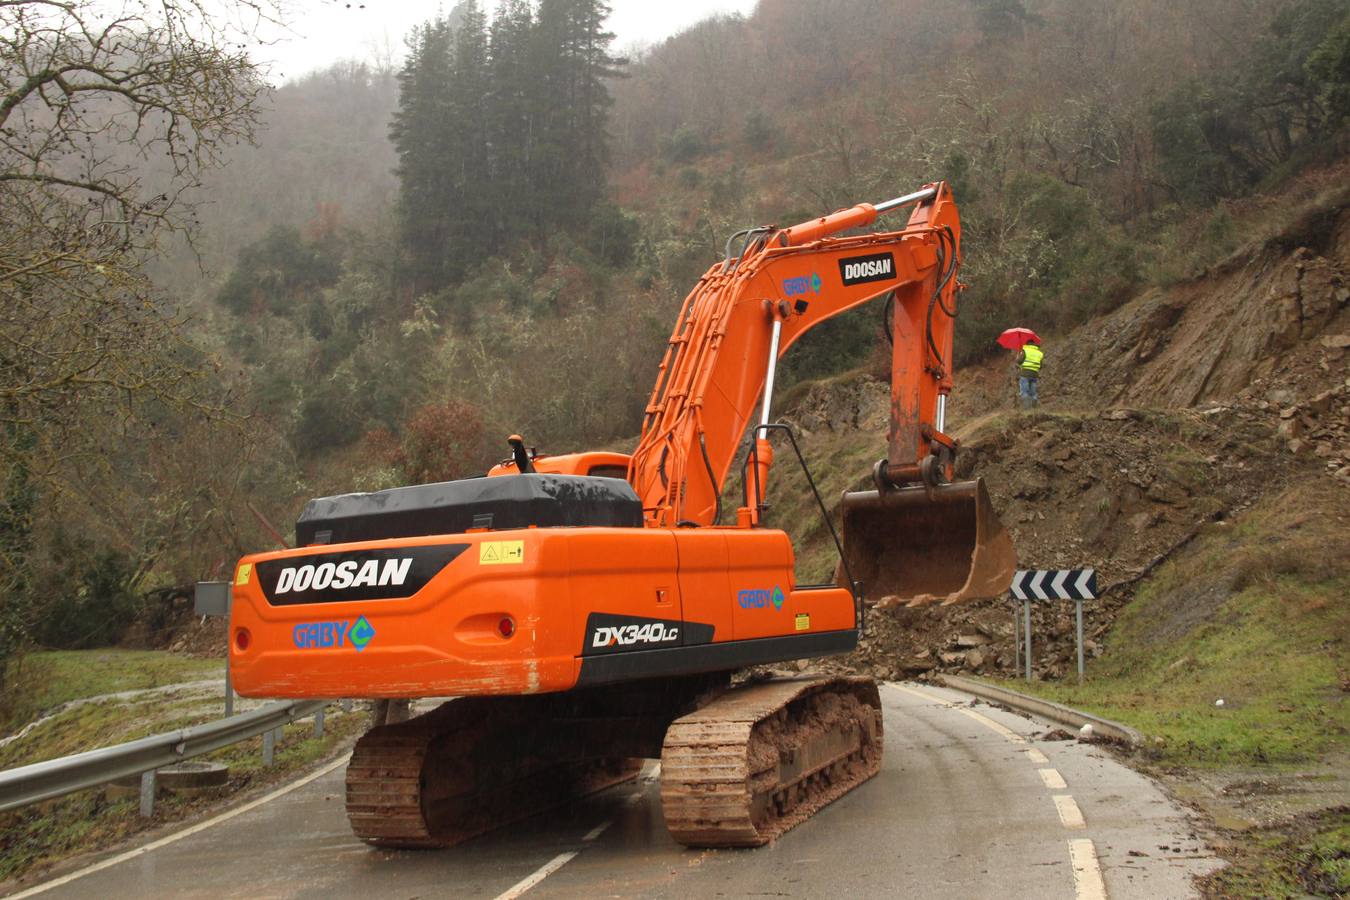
[838,478,1015,608]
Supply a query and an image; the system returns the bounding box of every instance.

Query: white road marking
[956,707,1028,744]
[493,851,579,900]
[889,683,1029,744]
[582,819,612,842]
[1054,794,1087,829]
[1068,838,1108,900]
[11,753,353,898]
[886,683,946,704]
[892,683,1106,894]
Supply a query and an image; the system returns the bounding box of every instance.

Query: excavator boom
[628,182,1014,604]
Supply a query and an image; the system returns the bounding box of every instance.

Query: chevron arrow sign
[1010,568,1097,601]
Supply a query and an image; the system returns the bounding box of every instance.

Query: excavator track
[659,676,883,847]
[345,697,641,849]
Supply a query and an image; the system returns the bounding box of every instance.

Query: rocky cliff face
[1051,205,1349,414]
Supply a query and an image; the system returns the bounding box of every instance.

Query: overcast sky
[260,0,758,82]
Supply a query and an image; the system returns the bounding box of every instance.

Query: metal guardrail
[0,699,329,813]
[939,675,1143,747]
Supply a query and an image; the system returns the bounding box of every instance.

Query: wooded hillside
[1,0,1347,687]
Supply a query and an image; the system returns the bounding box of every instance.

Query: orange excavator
[228,182,1015,849]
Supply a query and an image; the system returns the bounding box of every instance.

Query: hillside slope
[766,177,1349,685]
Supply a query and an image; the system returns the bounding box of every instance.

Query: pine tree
[391,0,625,285]
[391,17,457,288]
[567,0,625,218]
[530,0,624,236]
[488,0,537,247]
[445,1,493,269]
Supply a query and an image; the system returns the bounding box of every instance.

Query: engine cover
[296,473,643,545]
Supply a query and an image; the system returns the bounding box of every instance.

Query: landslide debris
[794,398,1319,683]
[779,186,1350,684]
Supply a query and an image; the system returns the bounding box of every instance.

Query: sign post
[195,581,233,715]
[1024,600,1032,681]
[1010,569,1098,683]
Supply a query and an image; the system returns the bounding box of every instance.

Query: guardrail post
[313,707,325,739]
[139,770,156,817]
[225,659,234,718]
[262,729,275,766]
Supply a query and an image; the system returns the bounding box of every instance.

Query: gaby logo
[782,272,823,297]
[349,615,376,650]
[293,614,376,651]
[738,586,786,610]
[838,252,896,287]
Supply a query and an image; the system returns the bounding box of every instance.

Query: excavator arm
[630,183,959,527]
[629,182,1014,605]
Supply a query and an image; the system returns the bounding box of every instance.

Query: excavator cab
[839,478,1016,607]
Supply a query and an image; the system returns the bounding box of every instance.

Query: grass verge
[0,647,369,885]
[2,650,222,735]
[995,482,1349,768]
[1201,807,1350,899]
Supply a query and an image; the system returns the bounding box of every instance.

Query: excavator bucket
[838,479,1016,607]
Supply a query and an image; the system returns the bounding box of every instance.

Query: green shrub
[587,203,639,267]
[743,111,781,152]
[215,225,341,317]
[662,126,709,164]
[294,392,360,454]
[37,545,139,650]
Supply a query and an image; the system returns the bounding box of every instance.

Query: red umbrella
[997,327,1041,350]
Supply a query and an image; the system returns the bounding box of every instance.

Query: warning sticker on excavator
[795,613,810,631]
[235,563,252,585]
[479,540,525,565]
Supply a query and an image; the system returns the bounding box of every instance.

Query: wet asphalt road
[13,682,1219,899]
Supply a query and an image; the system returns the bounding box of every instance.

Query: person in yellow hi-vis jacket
[1015,337,1043,408]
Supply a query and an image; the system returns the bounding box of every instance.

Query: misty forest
[2,0,1348,684]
